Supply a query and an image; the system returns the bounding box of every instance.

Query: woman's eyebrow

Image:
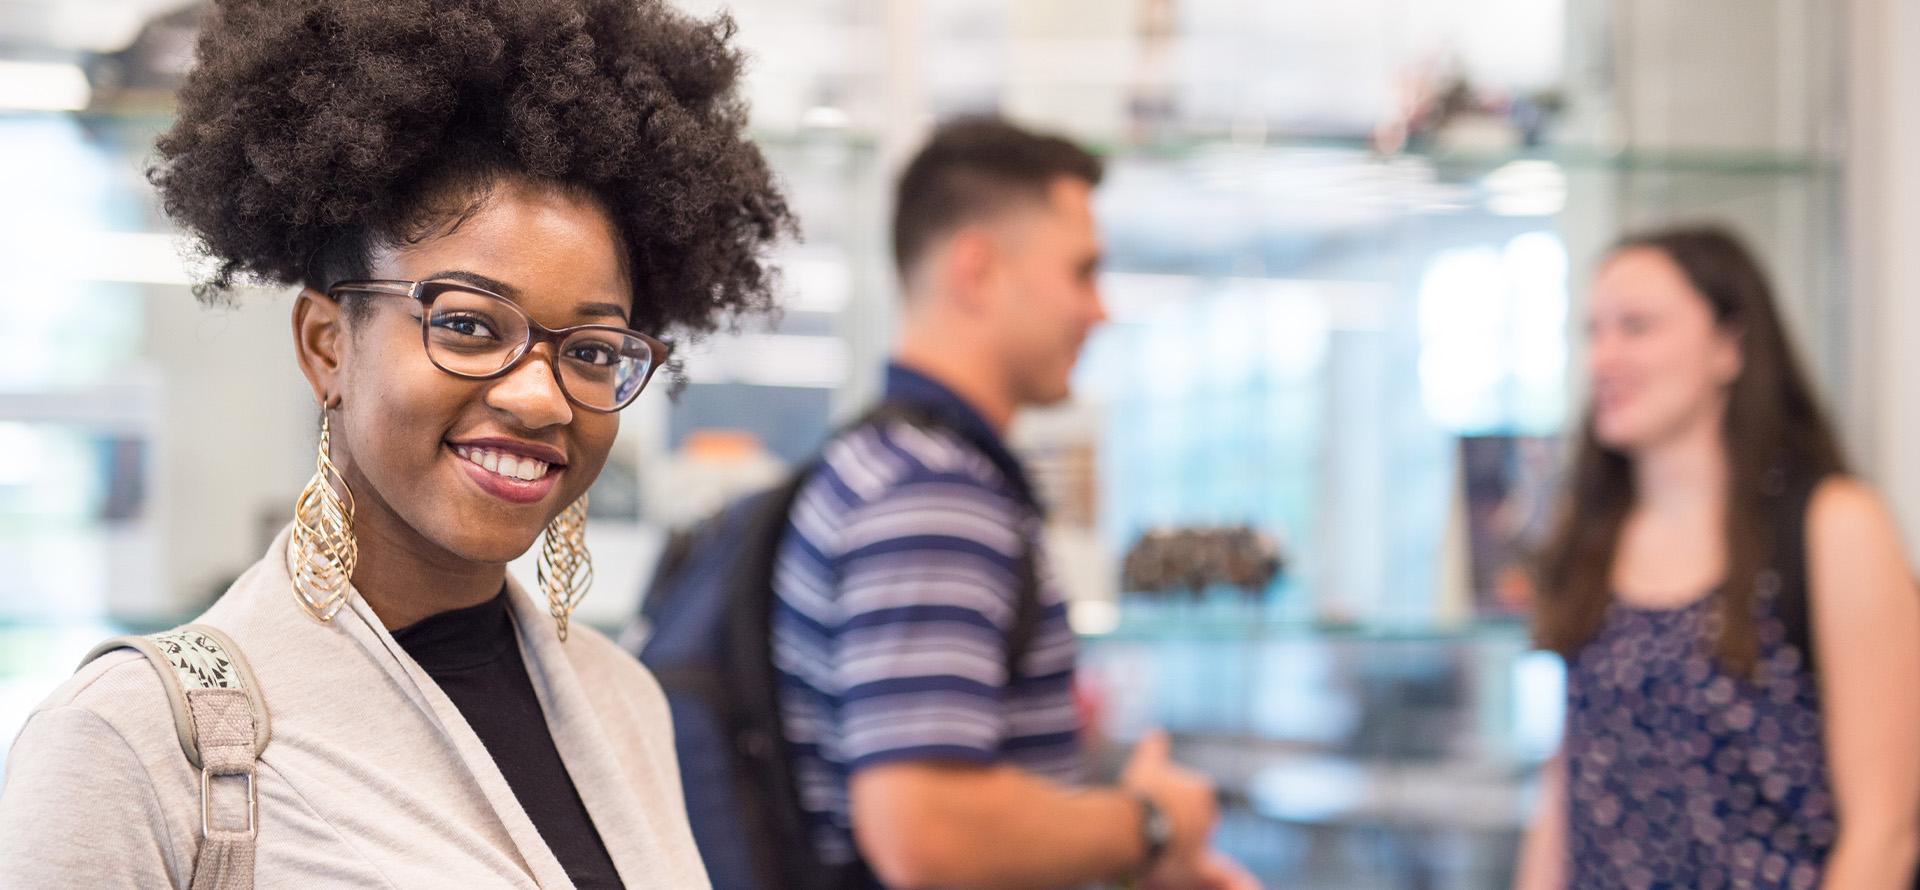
[424,269,520,297]
[425,269,630,324]
[574,301,631,323]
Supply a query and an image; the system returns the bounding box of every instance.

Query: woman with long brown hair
[1514,226,1920,889]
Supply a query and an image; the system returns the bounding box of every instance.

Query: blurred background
[4,0,1920,886]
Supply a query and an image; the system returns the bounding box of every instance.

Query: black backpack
[631,401,1044,890]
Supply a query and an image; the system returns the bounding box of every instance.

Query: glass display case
[1052,135,1843,889]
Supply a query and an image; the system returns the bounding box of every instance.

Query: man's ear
[292,288,346,407]
[941,226,999,315]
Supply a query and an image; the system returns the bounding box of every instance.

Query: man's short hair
[891,117,1104,280]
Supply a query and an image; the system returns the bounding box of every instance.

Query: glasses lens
[557,329,656,410]
[423,288,531,377]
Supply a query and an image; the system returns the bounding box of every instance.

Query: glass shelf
[1,108,1839,177]
[1102,133,1837,176]
[1083,611,1534,644]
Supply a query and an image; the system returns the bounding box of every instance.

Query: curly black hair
[150,0,793,340]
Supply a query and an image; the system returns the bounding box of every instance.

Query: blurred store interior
[7,1,1920,886]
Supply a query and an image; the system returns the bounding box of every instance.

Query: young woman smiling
[1514,227,1920,889]
[0,0,789,887]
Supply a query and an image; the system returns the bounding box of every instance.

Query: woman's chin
[1593,409,1656,453]
[429,526,546,568]
[1593,426,1638,453]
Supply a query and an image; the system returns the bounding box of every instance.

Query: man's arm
[852,761,1147,890]
[822,448,1229,889]
[851,729,1221,890]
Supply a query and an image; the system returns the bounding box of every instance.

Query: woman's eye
[432,314,497,339]
[567,342,617,366]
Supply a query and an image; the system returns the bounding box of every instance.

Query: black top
[393,591,624,890]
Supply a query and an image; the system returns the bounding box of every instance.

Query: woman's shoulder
[546,623,676,745]
[8,544,292,793]
[1807,474,1892,530]
[33,648,168,721]
[1,645,199,882]
[559,623,668,702]
[12,643,201,789]
[1801,473,1907,566]
[1802,473,1914,605]
[24,550,294,758]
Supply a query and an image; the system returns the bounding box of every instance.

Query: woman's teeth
[452,445,553,482]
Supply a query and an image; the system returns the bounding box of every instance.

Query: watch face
[1138,793,1173,861]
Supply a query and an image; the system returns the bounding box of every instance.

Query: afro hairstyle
[149,0,793,340]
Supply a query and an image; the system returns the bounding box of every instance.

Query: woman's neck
[1630,409,1729,519]
[345,498,508,631]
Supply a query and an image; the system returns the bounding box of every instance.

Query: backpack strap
[854,401,1048,680]
[1003,521,1045,681]
[80,624,269,890]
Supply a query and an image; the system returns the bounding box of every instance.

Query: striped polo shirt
[770,363,1085,876]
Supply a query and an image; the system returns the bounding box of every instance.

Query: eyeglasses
[327,279,668,413]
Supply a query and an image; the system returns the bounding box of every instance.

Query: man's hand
[1182,849,1263,890]
[1141,849,1263,890]
[1120,730,1221,868]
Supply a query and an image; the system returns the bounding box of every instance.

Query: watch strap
[1129,790,1173,872]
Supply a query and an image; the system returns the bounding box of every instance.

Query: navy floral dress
[1564,583,1833,889]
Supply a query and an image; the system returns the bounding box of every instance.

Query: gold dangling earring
[539,495,593,641]
[287,412,358,622]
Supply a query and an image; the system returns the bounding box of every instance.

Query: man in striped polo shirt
[771,119,1255,889]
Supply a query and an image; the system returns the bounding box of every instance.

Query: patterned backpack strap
[80,624,270,890]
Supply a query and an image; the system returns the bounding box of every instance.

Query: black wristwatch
[1130,791,1173,871]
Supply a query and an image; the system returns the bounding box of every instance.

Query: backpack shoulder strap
[1003,526,1045,681]
[854,401,1049,682]
[80,624,268,890]
[81,624,270,767]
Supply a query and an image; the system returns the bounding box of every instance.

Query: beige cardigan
[0,526,710,890]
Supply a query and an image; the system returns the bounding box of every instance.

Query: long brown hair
[1534,225,1847,673]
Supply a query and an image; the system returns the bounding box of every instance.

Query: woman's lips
[448,443,561,505]
[1592,382,1632,416]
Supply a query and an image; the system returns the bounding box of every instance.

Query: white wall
[1848,0,1920,556]
[141,285,314,617]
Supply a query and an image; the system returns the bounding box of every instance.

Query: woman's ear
[1714,323,1746,387]
[293,288,346,407]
